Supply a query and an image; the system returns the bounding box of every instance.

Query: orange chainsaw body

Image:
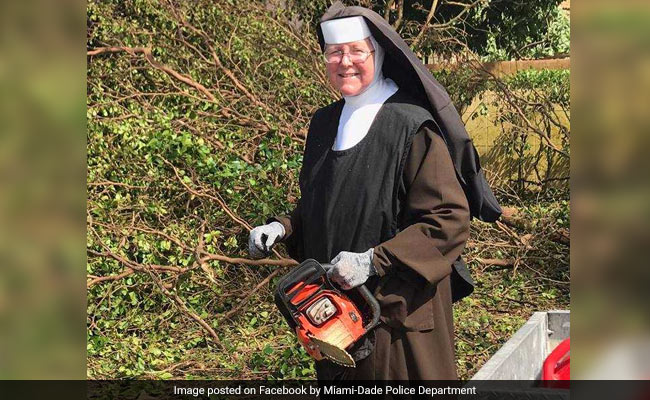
[288,283,365,360]
[274,259,381,364]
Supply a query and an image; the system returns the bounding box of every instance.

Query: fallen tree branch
[86,248,189,288]
[161,158,252,231]
[474,258,516,267]
[495,220,532,249]
[162,4,274,122]
[88,225,224,347]
[87,46,218,102]
[143,263,224,348]
[87,268,135,287]
[200,253,298,267]
[87,180,147,189]
[161,157,293,262]
[171,291,223,347]
[480,64,568,157]
[87,217,297,290]
[194,222,218,286]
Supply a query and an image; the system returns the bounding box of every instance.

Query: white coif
[321,16,371,44]
[333,77,398,151]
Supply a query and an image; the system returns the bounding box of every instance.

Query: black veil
[317,1,502,222]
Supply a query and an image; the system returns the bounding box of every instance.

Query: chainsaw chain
[322,353,356,368]
[309,336,356,367]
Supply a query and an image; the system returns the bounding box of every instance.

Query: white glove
[248,221,285,259]
[327,248,376,290]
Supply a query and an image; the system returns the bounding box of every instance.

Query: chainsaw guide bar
[310,336,355,367]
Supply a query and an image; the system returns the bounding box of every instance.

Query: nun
[248,2,501,380]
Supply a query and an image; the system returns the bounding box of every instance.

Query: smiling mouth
[338,73,359,78]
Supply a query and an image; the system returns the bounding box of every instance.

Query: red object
[543,337,570,380]
[288,281,364,360]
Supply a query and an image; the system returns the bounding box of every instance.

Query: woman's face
[325,39,375,97]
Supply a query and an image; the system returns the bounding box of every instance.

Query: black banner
[4,380,649,400]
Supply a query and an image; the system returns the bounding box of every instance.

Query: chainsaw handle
[323,263,380,331]
[357,284,381,331]
[276,259,338,309]
[276,259,326,296]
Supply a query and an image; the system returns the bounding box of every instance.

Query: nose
[340,53,353,67]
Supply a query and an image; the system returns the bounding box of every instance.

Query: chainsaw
[274,259,381,367]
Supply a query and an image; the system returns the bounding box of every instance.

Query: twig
[224,269,283,319]
[432,0,483,30]
[169,291,223,347]
[161,158,252,230]
[503,296,537,307]
[161,157,292,262]
[87,181,146,189]
[194,222,218,286]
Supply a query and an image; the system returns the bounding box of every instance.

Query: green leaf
[159,372,173,379]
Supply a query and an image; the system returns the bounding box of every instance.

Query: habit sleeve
[372,124,470,285]
[268,199,304,262]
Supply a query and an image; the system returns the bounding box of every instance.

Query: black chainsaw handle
[277,259,333,296]
[357,284,381,331]
[277,259,342,316]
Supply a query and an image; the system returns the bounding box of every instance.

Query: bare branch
[87,268,135,287]
[394,0,405,30]
[200,253,298,268]
[161,158,252,231]
[432,0,483,30]
[411,0,440,49]
[384,0,395,22]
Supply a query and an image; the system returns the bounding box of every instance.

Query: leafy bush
[87,0,569,380]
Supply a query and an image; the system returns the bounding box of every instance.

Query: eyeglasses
[323,49,374,64]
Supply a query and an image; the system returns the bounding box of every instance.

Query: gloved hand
[248,221,285,259]
[327,248,376,290]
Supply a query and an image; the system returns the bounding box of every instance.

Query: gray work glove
[248,221,285,259]
[327,248,376,290]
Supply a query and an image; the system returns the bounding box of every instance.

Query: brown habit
[273,125,470,380]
